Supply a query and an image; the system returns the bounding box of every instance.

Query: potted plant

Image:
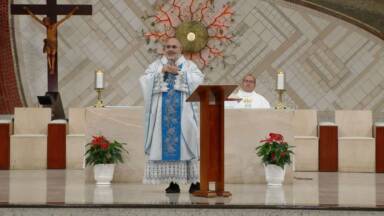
[255,133,294,186]
[85,135,128,185]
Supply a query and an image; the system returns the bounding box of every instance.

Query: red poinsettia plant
[255,133,294,169]
[85,135,128,166]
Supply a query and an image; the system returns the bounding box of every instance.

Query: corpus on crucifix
[23,6,79,75]
[11,0,92,92]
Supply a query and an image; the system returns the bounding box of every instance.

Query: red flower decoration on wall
[143,0,235,69]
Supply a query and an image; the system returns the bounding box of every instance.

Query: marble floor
[0,170,383,210]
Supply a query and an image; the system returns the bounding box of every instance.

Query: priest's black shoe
[189,182,200,193]
[166,182,180,193]
[165,182,175,193]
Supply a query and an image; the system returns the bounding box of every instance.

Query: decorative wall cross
[11,0,92,92]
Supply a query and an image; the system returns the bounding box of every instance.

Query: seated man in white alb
[227,74,271,109]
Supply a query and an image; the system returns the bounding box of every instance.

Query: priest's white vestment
[226,89,271,109]
[140,55,204,184]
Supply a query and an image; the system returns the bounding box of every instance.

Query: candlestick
[94,89,105,108]
[275,89,286,110]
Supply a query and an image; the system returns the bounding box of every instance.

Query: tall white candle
[277,71,285,90]
[95,70,104,89]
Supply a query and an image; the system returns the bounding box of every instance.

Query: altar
[84,107,295,184]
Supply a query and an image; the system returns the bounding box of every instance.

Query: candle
[95,69,104,89]
[277,70,284,90]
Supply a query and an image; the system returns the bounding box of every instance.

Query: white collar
[238,89,257,97]
[160,55,186,66]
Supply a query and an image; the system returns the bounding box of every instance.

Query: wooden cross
[11,0,92,92]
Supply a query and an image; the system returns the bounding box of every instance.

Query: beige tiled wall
[12,0,384,119]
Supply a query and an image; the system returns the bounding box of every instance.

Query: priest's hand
[162,65,179,74]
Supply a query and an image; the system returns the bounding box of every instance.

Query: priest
[227,74,271,109]
[140,37,204,193]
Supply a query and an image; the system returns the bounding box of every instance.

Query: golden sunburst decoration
[176,21,208,52]
[142,0,235,69]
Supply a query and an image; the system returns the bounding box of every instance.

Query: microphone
[164,58,176,81]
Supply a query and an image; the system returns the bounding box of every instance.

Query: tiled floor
[0,170,383,209]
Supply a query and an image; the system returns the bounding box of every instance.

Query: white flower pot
[94,164,115,185]
[264,164,285,186]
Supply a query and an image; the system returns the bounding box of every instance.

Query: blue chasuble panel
[161,71,182,161]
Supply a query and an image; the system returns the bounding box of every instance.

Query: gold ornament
[175,21,208,53]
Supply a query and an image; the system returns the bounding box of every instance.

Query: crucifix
[11,0,92,92]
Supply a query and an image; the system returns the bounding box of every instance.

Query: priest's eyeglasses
[165,45,178,49]
[243,79,255,84]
